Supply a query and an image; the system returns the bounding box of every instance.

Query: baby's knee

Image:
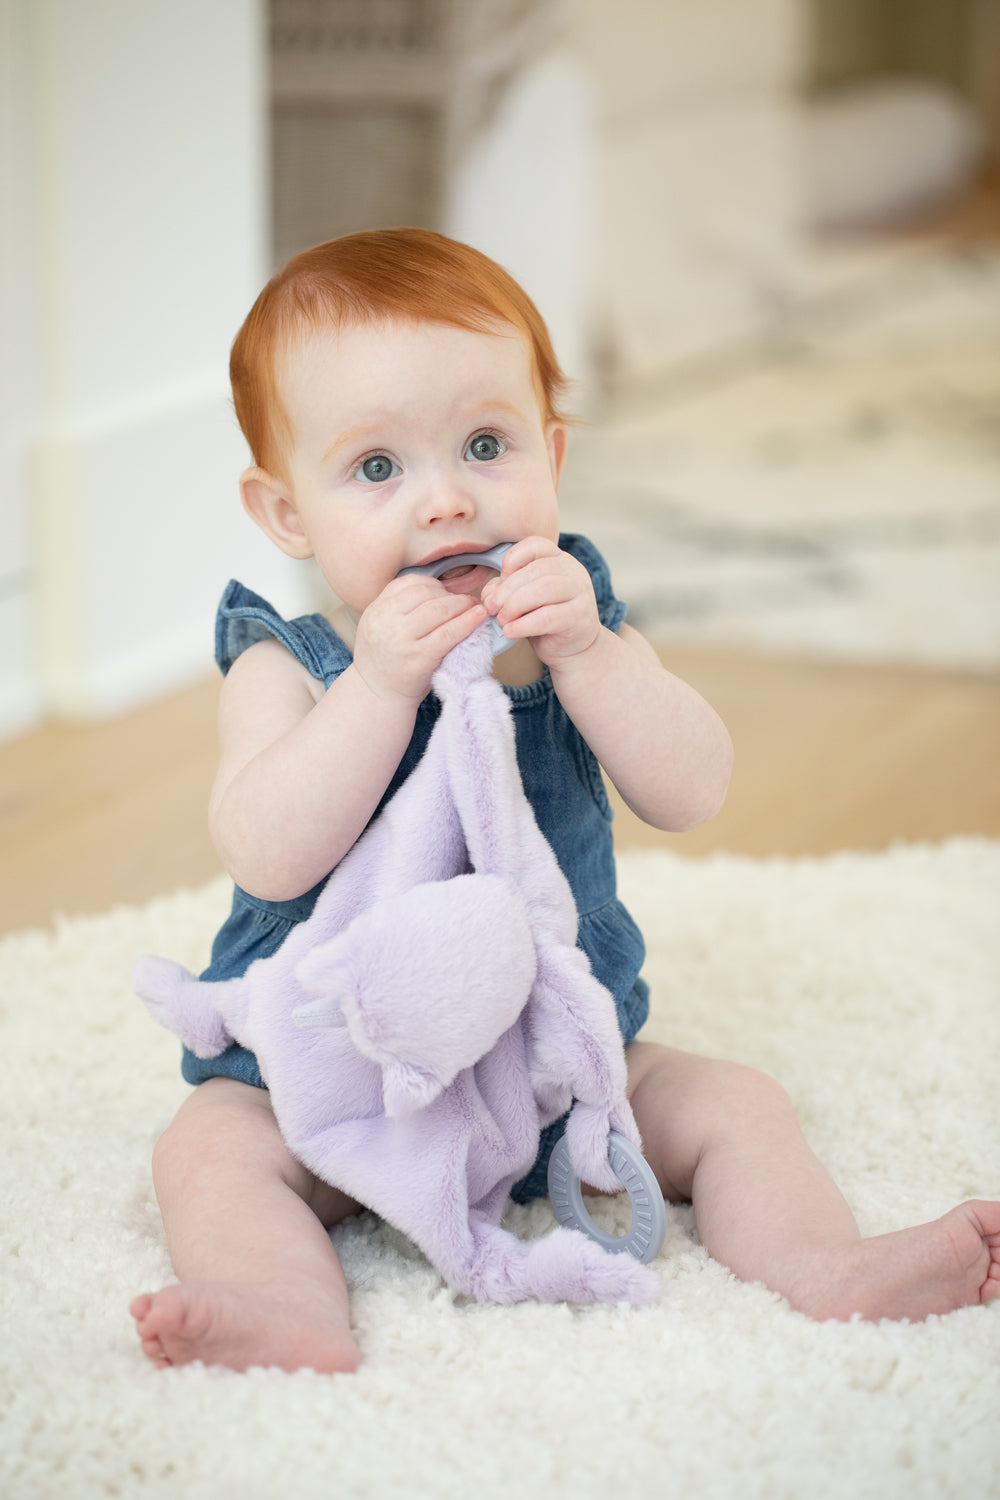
[706,1059,797,1134]
[631,1045,793,1122]
[152,1105,218,1190]
[151,1112,202,1194]
[152,1081,276,1188]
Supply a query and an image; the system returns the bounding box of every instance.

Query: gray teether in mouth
[397,542,514,655]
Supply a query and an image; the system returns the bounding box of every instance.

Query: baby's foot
[791,1199,1000,1322]
[130,1280,361,1374]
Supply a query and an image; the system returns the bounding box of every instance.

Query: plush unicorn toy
[134,617,660,1306]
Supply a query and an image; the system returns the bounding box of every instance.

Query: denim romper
[183,532,650,1202]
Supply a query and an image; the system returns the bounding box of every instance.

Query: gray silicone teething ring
[547,1131,667,1264]
[397,542,514,655]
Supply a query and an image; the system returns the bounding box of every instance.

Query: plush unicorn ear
[295,940,351,1001]
[294,998,460,1116]
[381,1060,445,1118]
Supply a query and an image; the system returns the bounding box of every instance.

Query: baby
[131,228,999,1374]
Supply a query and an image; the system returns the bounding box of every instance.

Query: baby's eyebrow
[472,399,526,423]
[321,425,380,465]
[321,400,530,465]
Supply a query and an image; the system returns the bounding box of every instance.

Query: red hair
[230,227,571,479]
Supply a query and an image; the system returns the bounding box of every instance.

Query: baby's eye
[465,432,506,462]
[357,454,399,483]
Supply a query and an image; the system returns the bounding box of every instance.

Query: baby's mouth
[396,542,512,590]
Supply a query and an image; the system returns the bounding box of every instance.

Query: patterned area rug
[562,247,1000,670]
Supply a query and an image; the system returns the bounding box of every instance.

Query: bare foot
[785,1200,1000,1322]
[130,1280,362,1374]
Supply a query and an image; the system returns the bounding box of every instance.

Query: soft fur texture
[133,624,655,1305]
[1,840,997,1500]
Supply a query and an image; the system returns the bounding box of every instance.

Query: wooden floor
[1,645,998,937]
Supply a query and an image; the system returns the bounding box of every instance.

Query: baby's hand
[352,575,486,703]
[480,538,601,666]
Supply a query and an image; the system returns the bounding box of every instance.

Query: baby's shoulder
[222,635,326,712]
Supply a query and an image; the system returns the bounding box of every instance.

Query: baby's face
[266,318,565,615]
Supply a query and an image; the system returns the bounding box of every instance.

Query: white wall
[0,0,41,734]
[0,0,309,733]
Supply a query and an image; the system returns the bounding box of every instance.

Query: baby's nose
[418,475,476,526]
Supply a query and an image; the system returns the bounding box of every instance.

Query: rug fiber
[1,840,998,1499]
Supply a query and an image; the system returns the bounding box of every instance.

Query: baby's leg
[130,1077,362,1373]
[626,1041,1000,1321]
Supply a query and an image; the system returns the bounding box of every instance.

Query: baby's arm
[483,538,732,832]
[559,622,733,830]
[210,577,486,899]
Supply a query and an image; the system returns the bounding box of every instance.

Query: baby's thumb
[480,577,500,613]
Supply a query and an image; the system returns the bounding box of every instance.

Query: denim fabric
[182,533,650,1200]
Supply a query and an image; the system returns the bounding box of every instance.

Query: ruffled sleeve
[214,579,352,683]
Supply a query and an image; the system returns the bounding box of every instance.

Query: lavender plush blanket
[134,624,658,1304]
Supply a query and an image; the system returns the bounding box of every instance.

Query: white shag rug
[2,840,998,1500]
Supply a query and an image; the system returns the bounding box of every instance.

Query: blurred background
[2,0,999,931]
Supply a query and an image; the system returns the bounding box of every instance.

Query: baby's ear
[546,422,568,489]
[240,466,314,560]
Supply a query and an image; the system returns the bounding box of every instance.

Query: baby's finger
[491,563,577,624]
[494,601,568,642]
[421,595,488,651]
[380,573,453,612]
[498,535,561,576]
[480,576,501,612]
[405,586,481,630]
[480,540,560,613]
